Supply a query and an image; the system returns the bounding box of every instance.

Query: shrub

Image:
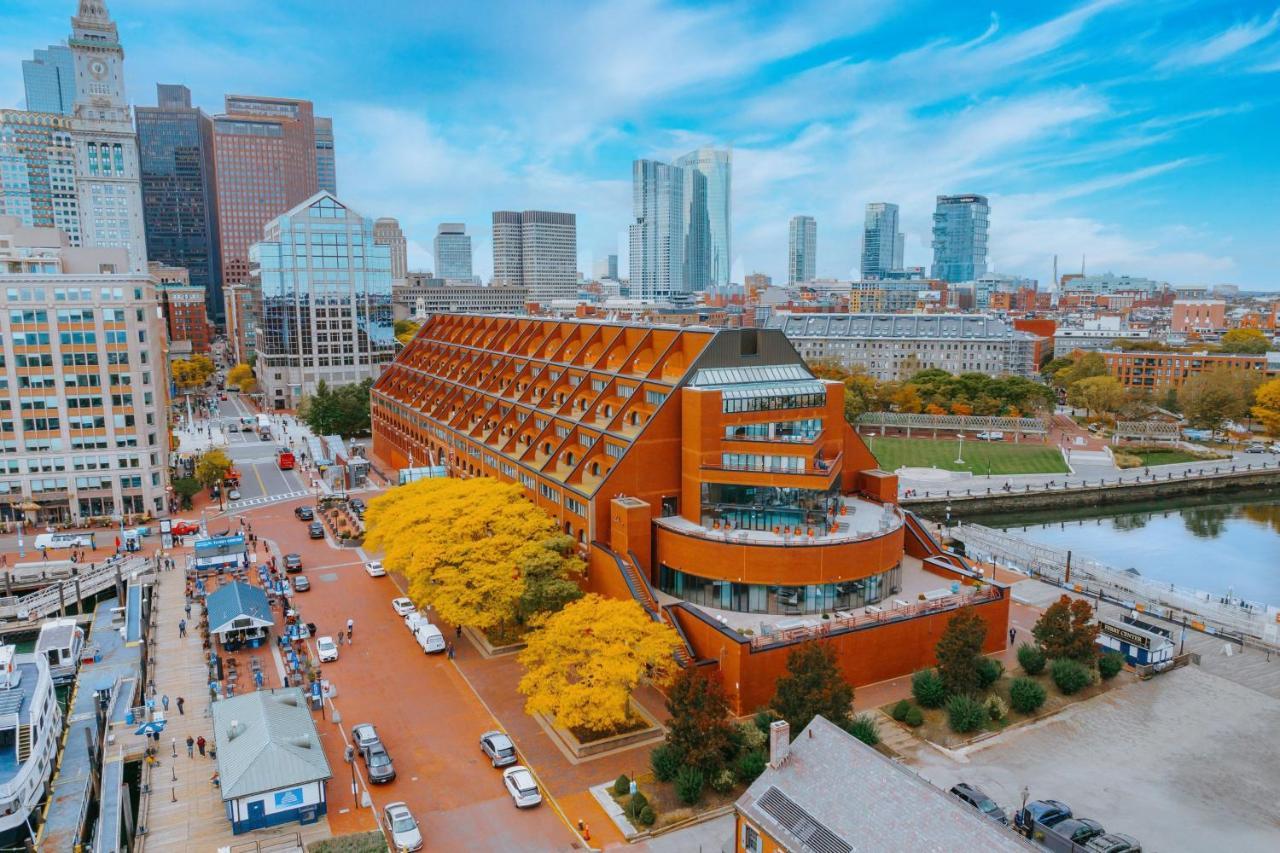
[625,791,649,822]
[911,669,947,708]
[1009,677,1047,713]
[675,766,705,805]
[734,749,767,785]
[650,743,681,782]
[977,657,1004,690]
[710,767,736,794]
[904,706,924,727]
[1098,652,1124,680]
[945,694,986,733]
[637,805,655,827]
[845,714,880,746]
[737,721,767,752]
[986,695,1008,721]
[1017,643,1046,676]
[613,774,630,797]
[1114,452,1143,469]
[753,708,777,734]
[1051,659,1091,695]
[891,699,911,721]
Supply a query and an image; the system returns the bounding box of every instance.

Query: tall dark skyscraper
[135,84,223,320]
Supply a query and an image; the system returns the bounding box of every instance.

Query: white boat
[35,618,85,685]
[0,645,62,840]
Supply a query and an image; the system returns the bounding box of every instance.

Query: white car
[316,636,339,662]
[502,766,542,808]
[364,561,386,577]
[392,597,416,617]
[975,431,1005,441]
[383,801,423,852]
[405,611,430,633]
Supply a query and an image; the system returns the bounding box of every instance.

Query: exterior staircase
[598,542,697,666]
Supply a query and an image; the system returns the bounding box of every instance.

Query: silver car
[480,730,518,767]
[352,723,380,756]
[502,765,542,808]
[383,801,423,852]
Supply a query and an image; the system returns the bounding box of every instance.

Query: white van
[414,624,446,654]
[34,532,96,550]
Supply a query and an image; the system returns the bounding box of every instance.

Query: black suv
[949,783,1007,824]
[308,521,325,539]
[294,506,314,521]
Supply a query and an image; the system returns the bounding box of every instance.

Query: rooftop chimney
[768,719,790,768]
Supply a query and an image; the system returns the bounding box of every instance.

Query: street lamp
[955,433,965,465]
[945,504,952,535]
[344,744,357,797]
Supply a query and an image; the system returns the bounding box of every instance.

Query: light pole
[955,433,965,466]
[344,744,357,797]
[945,504,952,536]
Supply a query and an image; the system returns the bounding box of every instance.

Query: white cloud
[1157,8,1280,70]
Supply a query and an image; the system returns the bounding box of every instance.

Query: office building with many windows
[930,194,988,283]
[373,217,407,282]
[391,273,527,321]
[675,147,731,289]
[0,110,82,242]
[314,116,336,194]
[0,215,169,525]
[22,46,76,116]
[432,223,473,282]
[250,193,395,409]
[861,202,903,279]
[492,210,577,304]
[787,215,816,286]
[135,84,222,321]
[629,159,685,302]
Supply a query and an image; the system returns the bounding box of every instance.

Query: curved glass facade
[658,563,901,615]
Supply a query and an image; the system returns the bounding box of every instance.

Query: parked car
[364,561,386,577]
[405,611,430,633]
[349,498,366,514]
[415,623,446,654]
[383,802,423,852]
[1085,833,1142,852]
[293,576,310,592]
[352,723,381,756]
[1044,817,1107,849]
[392,597,416,617]
[1244,443,1267,454]
[218,392,227,400]
[294,506,315,521]
[1016,799,1073,834]
[364,744,396,783]
[975,431,1005,441]
[948,783,1007,824]
[479,731,518,768]
[227,489,242,500]
[169,520,200,536]
[284,553,302,572]
[308,521,325,539]
[316,636,339,662]
[502,766,542,808]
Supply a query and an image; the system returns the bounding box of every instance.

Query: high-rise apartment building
[861,203,904,279]
[213,94,318,290]
[0,109,82,242]
[373,217,407,281]
[593,254,618,281]
[433,223,473,281]
[492,210,578,304]
[251,193,395,409]
[629,159,685,302]
[135,84,223,321]
[22,46,76,115]
[314,116,336,194]
[0,215,170,524]
[788,215,817,285]
[675,147,731,289]
[67,0,148,272]
[931,194,988,283]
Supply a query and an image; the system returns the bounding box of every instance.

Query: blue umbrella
[135,719,166,736]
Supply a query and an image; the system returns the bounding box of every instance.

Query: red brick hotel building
[371,314,1008,712]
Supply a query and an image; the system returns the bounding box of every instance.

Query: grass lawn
[1129,449,1205,466]
[866,436,1070,475]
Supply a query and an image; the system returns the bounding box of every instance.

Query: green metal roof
[212,689,332,800]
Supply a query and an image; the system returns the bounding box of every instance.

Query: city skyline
[1,1,1277,289]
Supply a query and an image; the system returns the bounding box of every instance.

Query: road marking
[221,489,311,512]
[252,462,268,499]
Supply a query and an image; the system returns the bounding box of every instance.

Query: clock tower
[68,0,148,271]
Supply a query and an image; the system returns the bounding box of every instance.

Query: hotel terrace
[371,315,1009,712]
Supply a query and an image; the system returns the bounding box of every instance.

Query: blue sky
[3,0,1279,289]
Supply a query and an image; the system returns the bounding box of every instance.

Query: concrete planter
[462,624,526,657]
[541,698,664,759]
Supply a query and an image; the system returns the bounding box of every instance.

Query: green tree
[303,378,374,437]
[171,477,202,510]
[934,608,989,696]
[663,667,738,774]
[1220,328,1270,354]
[1056,351,1107,388]
[1032,595,1100,663]
[1067,375,1125,417]
[517,533,585,620]
[1179,368,1257,431]
[771,642,853,734]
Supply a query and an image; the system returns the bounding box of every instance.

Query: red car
[170,520,201,536]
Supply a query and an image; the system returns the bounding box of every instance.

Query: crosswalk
[224,489,311,511]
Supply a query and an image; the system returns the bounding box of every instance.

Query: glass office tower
[22,46,75,115]
[676,147,731,289]
[930,194,989,282]
[861,202,903,279]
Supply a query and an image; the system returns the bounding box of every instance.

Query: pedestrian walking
[186,735,194,758]
[1009,627,1017,645]
[184,602,191,618]
[162,694,170,712]
[346,627,352,643]
[336,632,343,646]
[177,696,185,715]
[178,618,187,638]
[346,617,354,635]
[197,736,206,756]
[447,641,455,660]
[455,624,462,640]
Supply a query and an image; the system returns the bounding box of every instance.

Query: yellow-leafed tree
[1252,378,1280,437]
[364,477,566,633]
[194,448,232,488]
[518,594,682,733]
[227,362,257,393]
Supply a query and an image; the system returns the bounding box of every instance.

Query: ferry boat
[0,645,61,842]
[35,618,86,685]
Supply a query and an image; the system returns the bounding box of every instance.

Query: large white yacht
[0,645,61,841]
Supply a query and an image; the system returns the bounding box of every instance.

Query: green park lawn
[866,435,1070,476]
[1128,448,1205,466]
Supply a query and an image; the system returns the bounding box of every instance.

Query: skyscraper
[67,0,148,271]
[374,217,407,281]
[675,147,732,288]
[931,194,989,282]
[861,202,904,279]
[629,159,684,301]
[0,109,81,241]
[314,116,337,194]
[22,46,76,115]
[212,94,318,289]
[593,254,618,280]
[492,210,578,304]
[252,193,394,409]
[136,84,223,320]
[788,215,817,285]
[433,223,473,281]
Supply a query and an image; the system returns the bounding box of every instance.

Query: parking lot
[902,665,1280,852]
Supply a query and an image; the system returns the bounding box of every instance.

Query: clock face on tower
[89,60,107,79]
